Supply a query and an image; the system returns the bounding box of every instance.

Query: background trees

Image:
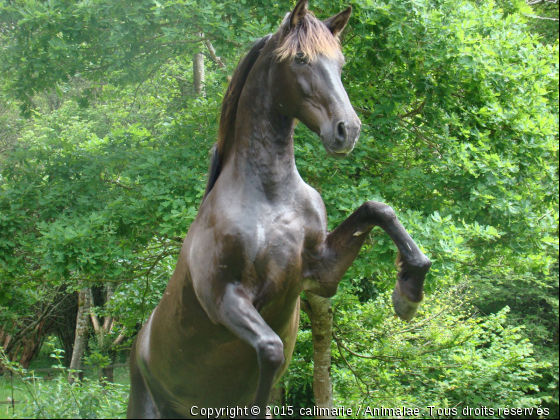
[1,0,558,418]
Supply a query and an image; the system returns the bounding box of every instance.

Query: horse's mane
[217,35,273,155]
[203,35,272,200]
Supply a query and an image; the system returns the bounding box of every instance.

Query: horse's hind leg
[127,339,158,419]
[217,283,285,419]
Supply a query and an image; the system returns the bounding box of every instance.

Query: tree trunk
[102,283,115,333]
[19,337,40,368]
[2,333,12,349]
[305,292,335,419]
[68,288,91,384]
[18,317,50,368]
[101,350,117,383]
[269,382,286,407]
[10,344,22,363]
[93,283,122,382]
[193,44,205,96]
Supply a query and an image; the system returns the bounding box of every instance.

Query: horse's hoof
[392,283,421,321]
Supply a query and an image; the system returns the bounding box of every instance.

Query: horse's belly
[143,293,300,416]
[167,342,262,414]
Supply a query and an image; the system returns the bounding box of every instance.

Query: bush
[330,285,552,418]
[0,348,129,419]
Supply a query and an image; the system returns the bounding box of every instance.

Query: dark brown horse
[127,1,431,418]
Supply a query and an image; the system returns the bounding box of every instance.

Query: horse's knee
[408,255,432,276]
[257,336,284,371]
[415,256,432,273]
[364,201,396,223]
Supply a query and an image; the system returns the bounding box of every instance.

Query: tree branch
[332,327,405,362]
[90,312,101,336]
[205,40,226,68]
[353,106,379,117]
[112,332,127,347]
[523,13,559,20]
[399,100,426,119]
[526,0,558,5]
[332,331,370,396]
[5,291,68,354]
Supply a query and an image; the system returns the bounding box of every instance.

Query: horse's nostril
[337,122,346,140]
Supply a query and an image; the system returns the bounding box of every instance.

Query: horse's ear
[289,0,309,29]
[323,6,352,37]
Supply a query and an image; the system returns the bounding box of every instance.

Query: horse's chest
[251,210,305,274]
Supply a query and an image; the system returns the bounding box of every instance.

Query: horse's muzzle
[322,117,361,156]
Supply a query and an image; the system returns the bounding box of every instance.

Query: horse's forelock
[275,13,342,63]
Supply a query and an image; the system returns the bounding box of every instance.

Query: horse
[127,0,431,418]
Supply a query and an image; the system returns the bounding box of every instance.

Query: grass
[0,367,130,419]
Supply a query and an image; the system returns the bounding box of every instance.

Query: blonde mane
[275,13,343,63]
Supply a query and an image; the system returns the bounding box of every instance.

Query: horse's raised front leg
[304,201,431,320]
[217,283,285,419]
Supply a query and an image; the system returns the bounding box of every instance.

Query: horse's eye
[294,52,309,65]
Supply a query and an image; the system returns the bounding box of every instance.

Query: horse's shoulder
[292,183,328,251]
[298,182,327,226]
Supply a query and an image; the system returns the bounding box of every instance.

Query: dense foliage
[1,0,558,418]
[1,345,128,419]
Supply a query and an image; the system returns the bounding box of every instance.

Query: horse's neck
[228,78,299,195]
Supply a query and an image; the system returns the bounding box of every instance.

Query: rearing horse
[127,1,431,418]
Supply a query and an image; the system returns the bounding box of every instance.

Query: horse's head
[271,0,361,157]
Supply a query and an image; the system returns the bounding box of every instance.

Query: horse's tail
[203,143,222,201]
